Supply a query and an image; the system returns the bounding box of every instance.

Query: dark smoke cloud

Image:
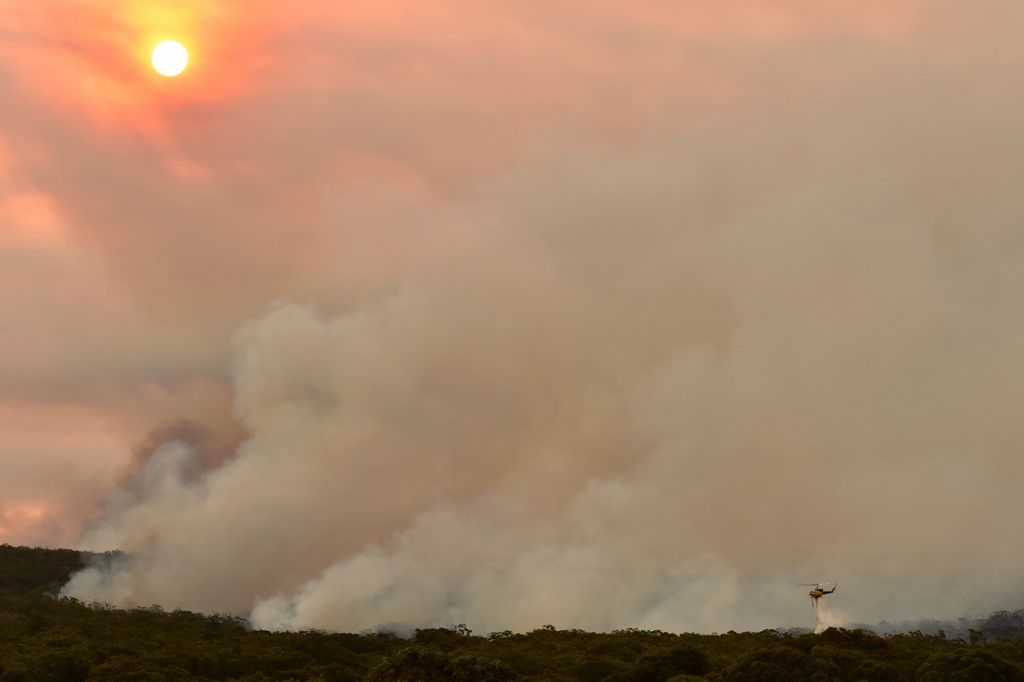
[122,419,238,490]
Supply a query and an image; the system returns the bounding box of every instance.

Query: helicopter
[799,582,838,625]
[800,582,838,602]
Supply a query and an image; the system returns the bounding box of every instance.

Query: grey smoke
[63,53,1024,633]
[122,419,237,491]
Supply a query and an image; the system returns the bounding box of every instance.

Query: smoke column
[63,18,1024,633]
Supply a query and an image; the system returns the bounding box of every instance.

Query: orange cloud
[0,1,272,139]
[0,0,1018,566]
[0,501,58,546]
[0,191,66,246]
[0,1,940,144]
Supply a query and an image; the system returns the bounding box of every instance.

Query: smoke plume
[61,6,1024,633]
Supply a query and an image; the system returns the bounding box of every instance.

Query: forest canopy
[1,545,1023,680]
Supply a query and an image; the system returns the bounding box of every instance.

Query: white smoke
[63,62,1024,632]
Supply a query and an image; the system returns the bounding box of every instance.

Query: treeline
[866,611,1024,644]
[0,545,90,597]
[1,545,1023,680]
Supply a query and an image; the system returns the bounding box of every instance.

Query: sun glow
[151,40,189,77]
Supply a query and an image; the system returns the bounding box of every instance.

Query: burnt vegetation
[1,545,1023,680]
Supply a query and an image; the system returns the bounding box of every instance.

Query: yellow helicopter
[799,582,838,625]
[801,582,838,602]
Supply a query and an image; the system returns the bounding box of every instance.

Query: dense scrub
[1,545,1023,680]
[0,545,89,597]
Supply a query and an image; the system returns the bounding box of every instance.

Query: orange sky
[0,0,1015,547]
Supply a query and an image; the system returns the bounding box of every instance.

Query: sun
[151,40,189,77]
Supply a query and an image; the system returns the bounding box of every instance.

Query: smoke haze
[1,1,1023,632]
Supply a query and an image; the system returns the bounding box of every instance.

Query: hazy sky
[3,1,1024,632]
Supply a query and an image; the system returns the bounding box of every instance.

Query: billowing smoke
[72,420,239,555]
[122,420,237,490]
[62,50,1024,633]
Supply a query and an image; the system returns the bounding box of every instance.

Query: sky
[2,1,1024,633]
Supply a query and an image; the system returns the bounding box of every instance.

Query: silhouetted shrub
[916,648,1024,681]
[368,646,519,681]
[724,645,807,681]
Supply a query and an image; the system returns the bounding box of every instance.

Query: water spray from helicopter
[799,582,838,631]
